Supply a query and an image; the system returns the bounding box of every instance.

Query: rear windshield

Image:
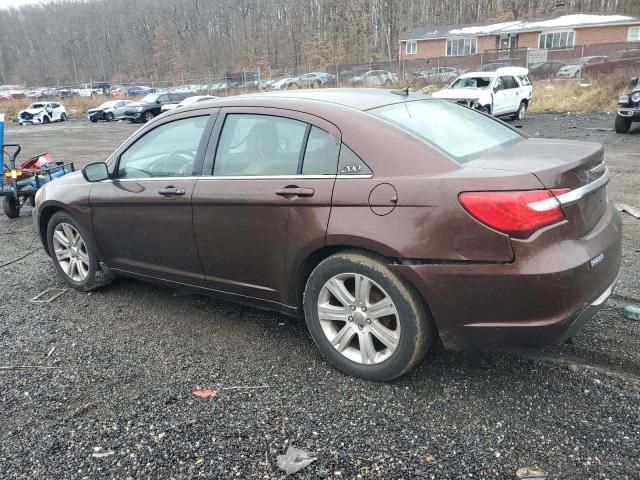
[370,100,523,162]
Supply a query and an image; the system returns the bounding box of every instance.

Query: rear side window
[371,100,523,163]
[501,76,517,89]
[518,75,531,86]
[338,145,372,175]
[301,127,340,175]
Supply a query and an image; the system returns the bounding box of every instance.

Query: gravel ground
[1,114,639,479]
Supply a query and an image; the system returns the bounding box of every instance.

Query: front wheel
[615,115,632,133]
[2,196,20,218]
[106,112,115,121]
[303,250,433,381]
[143,111,155,123]
[46,211,113,291]
[42,116,50,124]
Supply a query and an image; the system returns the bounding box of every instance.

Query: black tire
[478,105,491,115]
[60,113,67,121]
[106,112,115,122]
[615,115,632,134]
[143,111,154,123]
[513,101,527,121]
[42,116,50,124]
[303,250,433,381]
[46,211,113,292]
[2,196,20,218]
[90,117,98,123]
[28,196,36,207]
[384,79,392,86]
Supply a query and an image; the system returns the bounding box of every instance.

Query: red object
[19,153,54,177]
[459,189,569,238]
[192,388,218,398]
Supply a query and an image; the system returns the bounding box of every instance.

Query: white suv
[432,67,533,119]
[18,102,68,125]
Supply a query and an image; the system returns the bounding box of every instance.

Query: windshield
[449,76,493,89]
[141,93,160,103]
[30,103,45,109]
[98,101,117,109]
[370,100,523,162]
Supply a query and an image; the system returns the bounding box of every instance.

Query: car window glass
[338,144,372,175]
[501,76,516,89]
[117,115,208,178]
[494,77,504,90]
[301,127,340,175]
[213,114,307,176]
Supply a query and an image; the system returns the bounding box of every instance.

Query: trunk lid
[467,138,608,237]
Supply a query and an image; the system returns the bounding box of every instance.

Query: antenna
[391,59,430,97]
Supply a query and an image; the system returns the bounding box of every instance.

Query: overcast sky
[0,0,59,9]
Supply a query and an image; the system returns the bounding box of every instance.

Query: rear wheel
[615,115,632,133]
[46,211,113,291]
[513,101,527,120]
[303,250,433,381]
[2,196,20,218]
[60,113,67,121]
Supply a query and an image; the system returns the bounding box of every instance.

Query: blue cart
[1,144,75,218]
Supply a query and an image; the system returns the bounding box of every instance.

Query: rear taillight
[459,189,569,239]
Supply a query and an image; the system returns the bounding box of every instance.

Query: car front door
[114,101,128,117]
[192,107,340,306]
[90,110,216,284]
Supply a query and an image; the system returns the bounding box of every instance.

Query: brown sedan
[33,89,621,381]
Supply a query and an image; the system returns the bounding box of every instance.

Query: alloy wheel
[52,223,90,282]
[317,273,400,365]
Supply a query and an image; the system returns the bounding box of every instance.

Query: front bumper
[617,106,640,120]
[122,112,143,121]
[393,202,622,350]
[19,117,42,125]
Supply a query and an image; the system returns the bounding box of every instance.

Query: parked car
[109,86,128,97]
[557,56,607,78]
[270,77,296,90]
[161,95,218,112]
[127,86,155,97]
[78,82,110,97]
[289,72,336,89]
[615,76,640,133]
[415,67,460,83]
[87,100,134,122]
[432,67,533,119]
[481,62,508,72]
[122,92,194,123]
[18,102,67,125]
[583,49,640,75]
[528,61,567,78]
[31,89,621,381]
[349,70,398,87]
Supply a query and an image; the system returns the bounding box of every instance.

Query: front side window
[117,116,208,178]
[213,114,307,176]
[371,100,523,163]
[501,76,517,89]
[406,41,417,55]
[539,31,574,49]
[446,38,477,56]
[629,27,640,42]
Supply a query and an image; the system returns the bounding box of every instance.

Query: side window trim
[112,111,217,179]
[296,124,312,174]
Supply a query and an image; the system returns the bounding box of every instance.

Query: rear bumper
[393,202,622,350]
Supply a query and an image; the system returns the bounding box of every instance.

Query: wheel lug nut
[362,307,367,312]
[350,305,356,311]
[366,318,371,324]
[348,316,353,322]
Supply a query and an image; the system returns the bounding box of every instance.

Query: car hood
[21,108,44,114]
[432,89,484,99]
[87,107,108,113]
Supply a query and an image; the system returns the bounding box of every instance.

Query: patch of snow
[449,21,520,36]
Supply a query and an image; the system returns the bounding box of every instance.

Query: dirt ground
[0,113,639,479]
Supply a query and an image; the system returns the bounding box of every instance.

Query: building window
[538,31,575,49]
[446,38,477,56]
[629,27,640,42]
[406,41,417,55]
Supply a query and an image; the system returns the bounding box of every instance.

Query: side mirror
[632,77,638,86]
[82,162,110,182]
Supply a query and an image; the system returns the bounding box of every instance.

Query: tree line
[0,0,636,86]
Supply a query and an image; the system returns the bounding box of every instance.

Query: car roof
[179,88,428,113]
[460,66,529,78]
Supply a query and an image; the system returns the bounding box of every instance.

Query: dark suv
[615,76,640,133]
[123,92,194,123]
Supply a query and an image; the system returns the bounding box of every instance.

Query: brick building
[399,13,640,60]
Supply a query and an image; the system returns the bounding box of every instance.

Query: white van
[432,67,533,119]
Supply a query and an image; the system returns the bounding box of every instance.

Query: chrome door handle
[275,186,315,198]
[158,186,186,197]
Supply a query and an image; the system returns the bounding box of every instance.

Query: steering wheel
[149,149,195,176]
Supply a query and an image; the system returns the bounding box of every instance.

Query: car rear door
[192,107,340,306]
[90,109,217,285]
